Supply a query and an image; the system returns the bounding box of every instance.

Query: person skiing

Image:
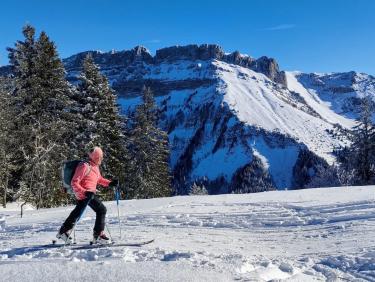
[56,146,118,244]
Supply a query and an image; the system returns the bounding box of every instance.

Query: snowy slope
[116,59,356,191]
[285,71,355,128]
[216,61,352,163]
[293,71,375,120]
[1,186,375,281]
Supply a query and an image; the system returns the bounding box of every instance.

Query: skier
[56,146,118,244]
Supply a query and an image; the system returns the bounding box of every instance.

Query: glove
[109,179,119,188]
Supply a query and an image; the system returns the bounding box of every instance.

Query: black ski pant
[60,193,107,235]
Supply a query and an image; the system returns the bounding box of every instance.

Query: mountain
[2,44,375,194]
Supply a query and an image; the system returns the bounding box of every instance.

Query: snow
[0,215,5,231]
[143,60,214,81]
[1,186,375,281]
[192,144,251,181]
[214,61,352,163]
[250,137,299,188]
[117,60,360,188]
[294,71,375,121]
[285,71,356,129]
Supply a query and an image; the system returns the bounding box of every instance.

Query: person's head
[88,146,104,165]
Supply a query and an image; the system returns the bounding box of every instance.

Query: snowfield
[215,61,353,164]
[1,186,375,281]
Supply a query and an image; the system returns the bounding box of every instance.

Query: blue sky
[0,0,374,74]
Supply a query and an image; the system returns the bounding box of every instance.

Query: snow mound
[314,251,375,281]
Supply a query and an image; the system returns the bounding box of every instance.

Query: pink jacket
[71,161,111,200]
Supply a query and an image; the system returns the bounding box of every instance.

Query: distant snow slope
[115,59,369,191]
[216,61,353,163]
[293,71,375,121]
[1,186,375,281]
[285,71,355,128]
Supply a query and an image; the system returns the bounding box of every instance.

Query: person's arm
[98,170,112,187]
[71,163,88,199]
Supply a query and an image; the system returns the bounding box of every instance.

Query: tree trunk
[20,201,27,218]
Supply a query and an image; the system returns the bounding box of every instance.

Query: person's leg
[88,195,107,236]
[59,197,91,234]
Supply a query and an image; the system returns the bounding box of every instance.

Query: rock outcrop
[64,46,153,71]
[60,44,287,87]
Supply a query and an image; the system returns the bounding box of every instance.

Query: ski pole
[105,224,113,242]
[115,182,122,240]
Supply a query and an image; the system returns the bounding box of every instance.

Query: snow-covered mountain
[292,71,375,120]
[2,44,375,193]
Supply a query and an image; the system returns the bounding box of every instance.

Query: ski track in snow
[0,186,375,281]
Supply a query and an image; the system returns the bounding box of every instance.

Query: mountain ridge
[1,44,374,193]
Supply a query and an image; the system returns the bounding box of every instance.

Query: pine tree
[0,78,16,208]
[189,182,208,195]
[7,25,76,208]
[7,25,37,125]
[127,86,171,199]
[7,25,40,207]
[230,156,275,193]
[74,54,103,151]
[349,96,375,184]
[76,55,128,198]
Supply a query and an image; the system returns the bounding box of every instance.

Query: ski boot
[56,231,72,245]
[91,231,111,245]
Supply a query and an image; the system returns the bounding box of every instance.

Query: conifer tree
[76,55,128,198]
[7,25,75,208]
[0,78,16,208]
[127,86,171,199]
[349,96,375,184]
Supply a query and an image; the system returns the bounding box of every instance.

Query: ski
[73,239,155,250]
[0,240,155,258]
[47,239,155,250]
